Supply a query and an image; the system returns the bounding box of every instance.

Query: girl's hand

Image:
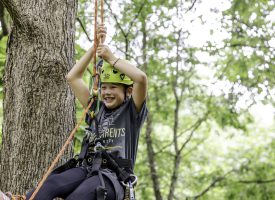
[97,44,117,64]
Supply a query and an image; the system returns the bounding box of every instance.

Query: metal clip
[129,181,135,200]
[123,182,130,200]
[94,141,104,152]
[121,174,138,187]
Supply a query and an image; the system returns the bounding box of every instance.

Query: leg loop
[96,171,107,200]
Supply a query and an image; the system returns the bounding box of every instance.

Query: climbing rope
[29,1,104,199]
[29,98,96,200]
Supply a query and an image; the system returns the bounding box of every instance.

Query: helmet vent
[120,74,125,80]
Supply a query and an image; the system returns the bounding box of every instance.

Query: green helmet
[100,62,133,85]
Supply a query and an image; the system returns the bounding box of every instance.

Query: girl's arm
[66,47,95,108]
[66,25,106,108]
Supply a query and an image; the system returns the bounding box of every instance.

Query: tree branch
[127,2,145,37]
[238,178,275,184]
[105,1,145,38]
[186,0,198,13]
[105,1,126,38]
[189,170,234,199]
[155,110,209,155]
[76,17,93,42]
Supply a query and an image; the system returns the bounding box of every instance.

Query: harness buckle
[94,141,105,152]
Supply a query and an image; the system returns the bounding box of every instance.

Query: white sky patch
[195,51,217,63]
[268,37,275,48]
[242,46,254,58]
[249,12,257,23]
[78,34,92,50]
[206,79,232,97]
[249,103,275,127]
[184,0,231,48]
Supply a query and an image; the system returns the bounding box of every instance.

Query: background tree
[0,1,9,39]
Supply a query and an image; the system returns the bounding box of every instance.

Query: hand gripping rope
[28,0,104,199]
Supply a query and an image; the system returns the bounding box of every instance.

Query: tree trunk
[145,113,163,200]
[168,28,185,200]
[168,98,181,200]
[141,17,163,200]
[0,0,77,194]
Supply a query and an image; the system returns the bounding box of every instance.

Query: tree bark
[0,0,77,194]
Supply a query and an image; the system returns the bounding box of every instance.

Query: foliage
[0,36,7,97]
[0,36,7,147]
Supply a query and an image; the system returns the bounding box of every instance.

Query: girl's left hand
[97,44,117,64]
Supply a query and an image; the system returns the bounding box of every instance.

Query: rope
[29,0,105,199]
[29,96,96,200]
[101,0,104,27]
[93,0,98,67]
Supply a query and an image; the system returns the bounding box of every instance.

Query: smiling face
[101,83,131,109]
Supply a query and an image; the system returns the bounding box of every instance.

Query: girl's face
[101,83,128,109]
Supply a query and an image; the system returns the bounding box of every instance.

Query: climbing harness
[77,137,138,200]
[28,0,138,199]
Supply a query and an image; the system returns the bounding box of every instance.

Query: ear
[126,86,133,97]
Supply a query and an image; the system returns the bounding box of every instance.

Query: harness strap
[51,158,78,174]
[89,152,103,176]
[96,171,107,200]
[78,134,90,161]
[87,150,107,200]
[76,137,137,200]
[101,151,132,183]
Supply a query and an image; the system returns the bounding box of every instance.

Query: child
[25,25,148,200]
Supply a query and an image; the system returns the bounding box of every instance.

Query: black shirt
[86,98,148,166]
